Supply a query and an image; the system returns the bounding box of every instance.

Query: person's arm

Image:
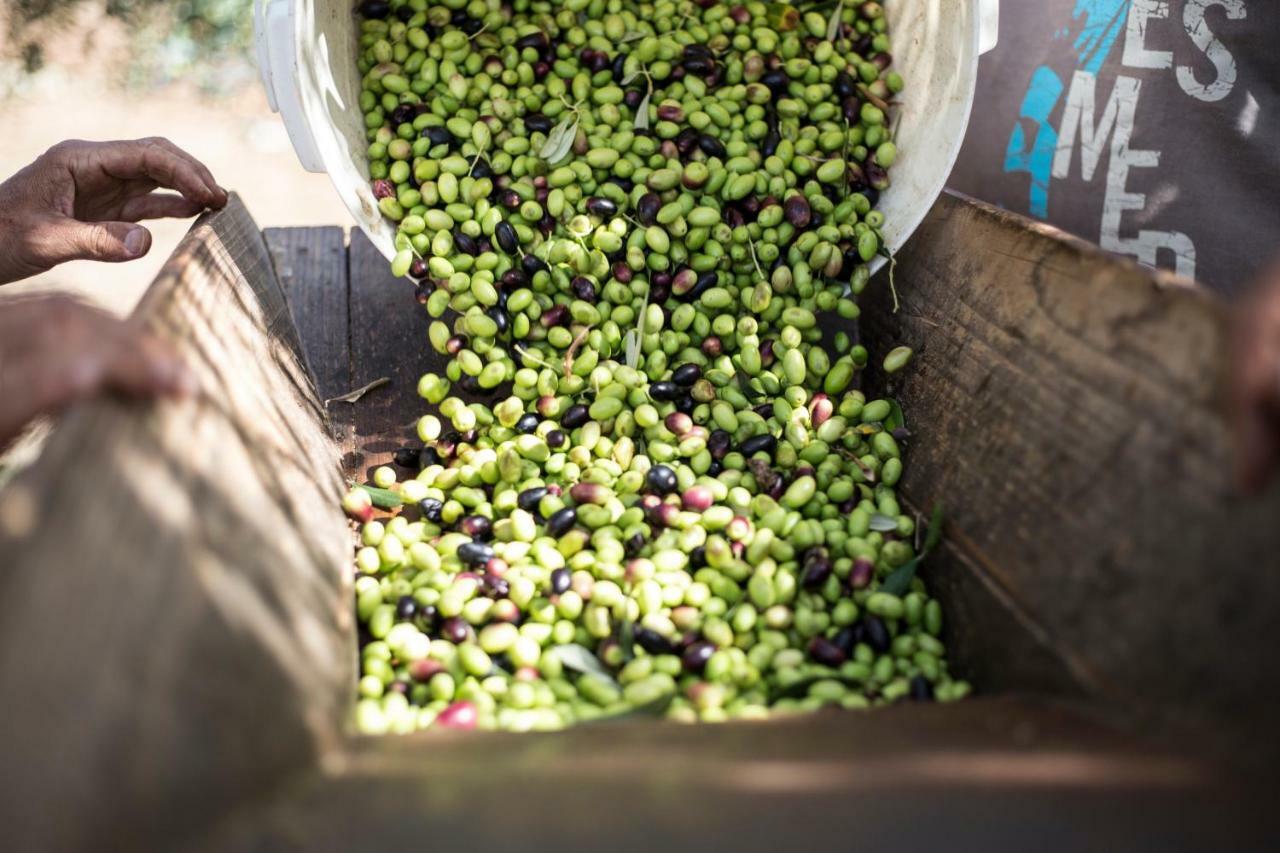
[0,295,195,450]
[0,138,227,285]
[1231,265,1280,494]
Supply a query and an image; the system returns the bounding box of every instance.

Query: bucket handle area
[255,0,325,173]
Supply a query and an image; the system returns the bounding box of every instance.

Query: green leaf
[869,512,898,532]
[618,620,636,663]
[826,0,845,40]
[633,89,652,130]
[884,398,906,433]
[552,644,618,686]
[358,485,403,509]
[539,115,578,164]
[880,506,945,596]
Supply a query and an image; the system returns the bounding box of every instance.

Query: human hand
[1231,265,1280,494]
[0,295,196,450]
[0,138,227,285]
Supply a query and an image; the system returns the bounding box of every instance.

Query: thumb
[56,220,152,264]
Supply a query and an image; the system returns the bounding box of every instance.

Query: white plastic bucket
[256,0,999,273]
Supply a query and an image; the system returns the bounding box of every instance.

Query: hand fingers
[0,298,194,447]
[118,191,207,222]
[27,218,152,266]
[95,138,226,209]
[102,327,199,399]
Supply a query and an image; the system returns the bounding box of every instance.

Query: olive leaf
[884,398,906,433]
[869,512,898,532]
[358,485,404,510]
[826,0,845,40]
[621,69,642,85]
[325,376,389,405]
[539,115,579,164]
[617,620,636,663]
[879,505,945,596]
[553,644,619,686]
[633,89,652,131]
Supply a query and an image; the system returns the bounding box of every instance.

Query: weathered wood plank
[265,226,354,464]
[188,696,1275,853]
[264,226,351,404]
[345,230,450,479]
[0,197,352,853]
[861,191,1280,768]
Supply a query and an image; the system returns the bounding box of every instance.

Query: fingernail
[124,228,148,257]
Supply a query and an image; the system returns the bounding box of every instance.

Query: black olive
[864,616,891,654]
[389,104,416,127]
[649,381,679,401]
[457,541,495,567]
[453,231,480,256]
[515,31,549,50]
[393,447,420,468]
[549,567,572,595]
[495,221,519,254]
[522,254,549,275]
[515,413,539,434]
[636,192,662,226]
[688,545,707,569]
[459,516,493,541]
[421,126,456,147]
[571,276,598,303]
[418,497,444,522]
[486,306,509,335]
[801,551,833,589]
[635,627,675,655]
[682,641,716,673]
[808,636,847,667]
[545,507,578,537]
[561,404,590,429]
[910,675,935,702]
[698,134,727,159]
[739,433,778,458]
[585,197,618,217]
[646,465,678,495]
[546,429,567,448]
[524,112,553,134]
[707,430,732,460]
[517,486,548,514]
[395,595,417,620]
[357,0,390,19]
[671,363,701,386]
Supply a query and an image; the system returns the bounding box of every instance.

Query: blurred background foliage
[4,0,255,93]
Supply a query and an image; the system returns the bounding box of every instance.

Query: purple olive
[682,640,716,673]
[808,636,847,667]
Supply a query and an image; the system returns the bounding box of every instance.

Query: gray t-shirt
[948,0,1278,296]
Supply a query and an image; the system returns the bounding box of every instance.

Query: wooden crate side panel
[0,199,352,852]
[861,192,1280,764]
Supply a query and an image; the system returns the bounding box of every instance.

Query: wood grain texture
[345,229,450,479]
[0,198,352,852]
[860,191,1280,768]
[265,227,354,460]
[187,695,1275,853]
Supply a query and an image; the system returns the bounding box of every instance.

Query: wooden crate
[0,193,1275,852]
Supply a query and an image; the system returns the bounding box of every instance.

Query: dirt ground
[0,6,349,315]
